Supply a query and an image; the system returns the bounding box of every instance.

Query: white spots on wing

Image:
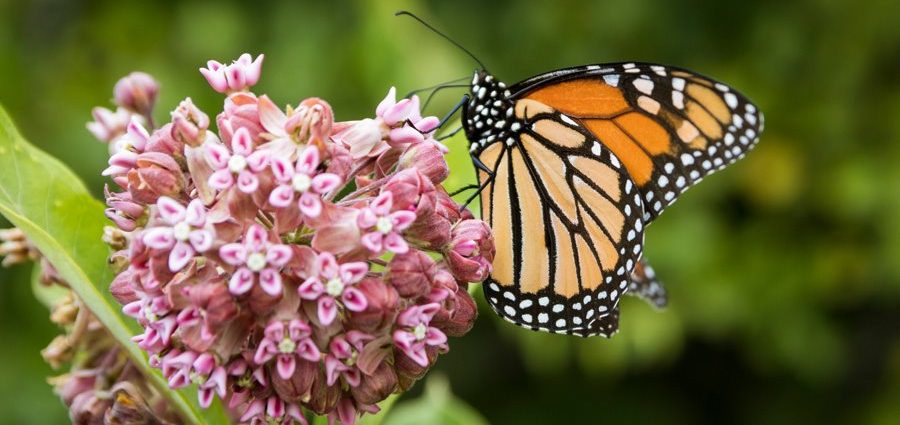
[603,74,620,87]
[715,83,730,92]
[672,77,686,91]
[651,65,666,76]
[510,122,521,132]
[638,95,660,114]
[675,176,686,188]
[732,114,744,128]
[538,313,549,324]
[504,305,516,316]
[560,114,578,126]
[658,175,669,186]
[724,92,738,109]
[681,153,695,165]
[672,91,685,109]
[623,63,636,69]
[664,162,675,173]
[538,297,549,306]
[591,141,603,156]
[610,154,621,169]
[633,78,654,95]
[552,304,564,313]
[724,133,735,145]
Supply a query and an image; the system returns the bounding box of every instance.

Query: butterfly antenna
[395,10,487,70]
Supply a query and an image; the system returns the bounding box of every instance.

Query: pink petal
[208,169,234,190]
[258,95,287,136]
[371,192,393,215]
[344,368,361,387]
[229,268,254,295]
[142,227,175,250]
[311,173,341,194]
[245,224,268,251]
[240,400,265,422]
[268,184,295,208]
[425,327,448,346]
[339,262,369,284]
[266,396,285,418]
[298,192,322,218]
[225,64,247,91]
[383,98,416,126]
[266,245,293,267]
[415,116,440,133]
[269,157,294,182]
[324,356,344,386]
[375,87,397,117]
[254,339,277,365]
[246,150,270,172]
[198,388,215,408]
[122,300,143,319]
[156,196,187,224]
[168,242,195,272]
[391,210,417,231]
[317,252,339,278]
[231,127,254,156]
[236,170,259,193]
[296,146,320,174]
[341,287,368,312]
[246,54,264,86]
[287,319,310,339]
[185,200,207,227]
[189,230,214,253]
[318,297,338,326]
[356,208,377,229]
[389,126,424,144]
[296,339,321,362]
[298,278,324,300]
[204,141,231,169]
[199,66,228,93]
[258,268,283,296]
[360,232,383,253]
[383,232,408,254]
[219,243,248,266]
[276,354,296,379]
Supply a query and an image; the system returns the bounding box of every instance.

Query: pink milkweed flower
[392,303,448,367]
[200,53,264,93]
[219,224,292,296]
[161,351,228,408]
[141,197,215,273]
[443,219,495,283]
[356,192,417,254]
[204,127,270,194]
[113,71,159,117]
[269,146,342,218]
[297,252,369,326]
[324,331,372,387]
[240,396,306,425]
[87,106,138,145]
[102,117,151,178]
[253,319,321,380]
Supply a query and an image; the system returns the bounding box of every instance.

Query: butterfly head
[463,71,517,154]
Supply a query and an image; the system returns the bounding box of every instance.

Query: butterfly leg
[625,258,668,309]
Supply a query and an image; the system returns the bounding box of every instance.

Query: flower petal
[228,268,254,295]
[269,157,294,182]
[298,278,324,300]
[339,262,369,284]
[258,94,287,137]
[189,230,214,253]
[375,87,397,117]
[168,242,195,272]
[341,287,368,312]
[266,244,293,267]
[246,150,270,172]
[208,169,234,190]
[258,268,283,296]
[391,210,417,231]
[318,297,338,326]
[276,354,296,380]
[204,141,231,169]
[425,326,448,346]
[219,243,248,266]
[231,127,254,156]
[360,232,383,253]
[185,200,207,227]
[236,170,259,193]
[383,232,409,254]
[298,192,322,218]
[311,173,342,195]
[245,224,268,251]
[371,191,393,215]
[296,145,320,174]
[317,252,339,279]
[156,196,187,224]
[296,339,321,362]
[142,227,175,250]
[268,184,295,208]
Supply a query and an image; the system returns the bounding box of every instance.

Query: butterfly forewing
[475,100,644,337]
[510,62,764,224]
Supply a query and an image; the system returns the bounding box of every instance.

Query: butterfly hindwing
[476,100,645,337]
[625,258,667,309]
[510,62,764,224]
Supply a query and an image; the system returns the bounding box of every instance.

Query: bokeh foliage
[1,0,899,423]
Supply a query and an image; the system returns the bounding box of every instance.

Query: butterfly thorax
[463,71,521,155]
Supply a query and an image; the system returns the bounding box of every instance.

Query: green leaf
[0,104,230,424]
[382,375,488,425]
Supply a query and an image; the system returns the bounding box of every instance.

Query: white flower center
[246,252,267,272]
[228,154,248,173]
[376,217,393,234]
[413,323,427,340]
[278,338,296,354]
[173,222,191,241]
[292,173,312,192]
[326,277,345,297]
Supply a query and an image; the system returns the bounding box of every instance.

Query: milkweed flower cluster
[90,54,491,424]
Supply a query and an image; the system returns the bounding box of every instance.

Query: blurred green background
[2,0,900,423]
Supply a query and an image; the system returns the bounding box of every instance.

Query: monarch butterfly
[461,63,763,337]
[397,12,763,337]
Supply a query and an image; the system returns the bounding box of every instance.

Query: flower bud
[171,97,210,148]
[348,277,399,332]
[306,370,341,415]
[217,92,264,143]
[104,385,158,425]
[386,251,436,299]
[0,227,37,267]
[286,97,334,145]
[443,220,495,283]
[271,358,317,404]
[434,286,477,337]
[381,168,436,216]
[350,361,398,405]
[397,141,449,184]
[50,370,97,405]
[114,72,159,117]
[127,152,185,204]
